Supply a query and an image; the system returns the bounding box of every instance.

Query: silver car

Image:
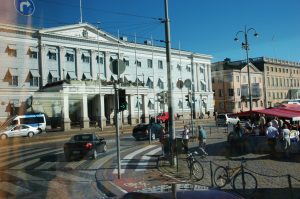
[0,124,39,140]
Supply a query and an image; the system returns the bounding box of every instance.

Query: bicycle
[185,151,204,181]
[213,158,257,197]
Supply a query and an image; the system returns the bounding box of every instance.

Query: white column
[142,94,149,123]
[76,48,82,80]
[98,94,106,129]
[105,51,110,81]
[128,94,137,125]
[63,94,71,130]
[91,50,97,80]
[81,94,90,129]
[40,44,48,87]
[59,46,65,80]
[207,64,212,91]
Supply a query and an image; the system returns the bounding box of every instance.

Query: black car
[132,123,163,141]
[63,133,107,161]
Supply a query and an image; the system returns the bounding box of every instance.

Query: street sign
[110,59,125,76]
[15,0,35,16]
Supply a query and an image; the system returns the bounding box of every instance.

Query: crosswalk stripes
[135,147,161,171]
[0,148,62,168]
[0,143,162,197]
[0,181,31,195]
[113,144,161,174]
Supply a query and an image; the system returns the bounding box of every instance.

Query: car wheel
[102,144,107,152]
[28,132,34,138]
[0,134,7,140]
[92,149,98,159]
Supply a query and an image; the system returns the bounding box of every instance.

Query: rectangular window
[236,76,240,82]
[136,60,142,67]
[9,76,18,86]
[66,53,74,62]
[7,49,17,57]
[97,56,104,64]
[219,89,223,97]
[158,60,163,69]
[147,59,153,68]
[82,55,90,63]
[228,89,234,96]
[48,52,57,60]
[30,77,39,87]
[29,51,38,59]
[242,76,246,83]
[227,75,232,82]
[237,88,240,96]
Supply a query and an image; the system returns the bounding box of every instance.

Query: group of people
[230,115,300,157]
[159,124,208,156]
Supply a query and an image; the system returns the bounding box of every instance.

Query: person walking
[266,122,279,156]
[281,124,291,158]
[182,125,190,153]
[198,125,208,156]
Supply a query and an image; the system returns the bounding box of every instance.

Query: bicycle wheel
[233,172,257,197]
[214,166,228,188]
[192,161,204,181]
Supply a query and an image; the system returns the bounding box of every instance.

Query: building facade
[0,23,214,130]
[251,57,300,107]
[212,57,300,114]
[212,59,265,113]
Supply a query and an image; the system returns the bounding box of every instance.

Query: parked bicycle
[185,151,204,181]
[213,158,257,197]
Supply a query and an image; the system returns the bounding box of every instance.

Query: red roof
[229,107,300,121]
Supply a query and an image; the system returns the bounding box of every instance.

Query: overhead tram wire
[38,0,162,21]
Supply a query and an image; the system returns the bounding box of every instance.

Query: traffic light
[118,89,127,112]
[185,94,190,102]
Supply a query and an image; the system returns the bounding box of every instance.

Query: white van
[216,114,239,126]
[7,113,46,133]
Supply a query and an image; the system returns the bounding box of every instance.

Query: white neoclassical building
[0,23,213,130]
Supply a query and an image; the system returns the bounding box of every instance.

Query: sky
[1,0,300,62]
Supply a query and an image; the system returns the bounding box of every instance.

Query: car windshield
[0,1,298,199]
[73,134,93,141]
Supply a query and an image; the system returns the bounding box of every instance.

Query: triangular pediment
[39,23,120,43]
[241,62,261,73]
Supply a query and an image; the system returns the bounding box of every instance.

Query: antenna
[79,0,83,23]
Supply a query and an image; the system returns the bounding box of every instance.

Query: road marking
[113,145,157,174]
[35,161,58,170]
[0,148,61,168]
[11,158,40,169]
[4,170,67,189]
[135,147,161,171]
[0,147,52,162]
[0,181,31,195]
[41,170,93,182]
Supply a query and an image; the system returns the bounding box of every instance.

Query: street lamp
[234,26,259,112]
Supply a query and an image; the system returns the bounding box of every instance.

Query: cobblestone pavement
[158,128,300,199]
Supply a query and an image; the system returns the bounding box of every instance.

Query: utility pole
[164,0,176,166]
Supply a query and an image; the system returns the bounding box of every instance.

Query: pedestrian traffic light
[118,89,127,112]
[185,94,190,102]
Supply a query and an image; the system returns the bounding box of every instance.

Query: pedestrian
[198,125,208,156]
[266,122,279,156]
[207,111,211,118]
[281,124,291,158]
[160,127,169,156]
[182,125,190,153]
[233,121,246,154]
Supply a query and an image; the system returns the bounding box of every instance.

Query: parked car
[156,112,169,123]
[0,124,40,140]
[216,114,240,126]
[63,133,107,161]
[132,123,163,141]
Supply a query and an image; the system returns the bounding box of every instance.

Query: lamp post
[234,26,259,112]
